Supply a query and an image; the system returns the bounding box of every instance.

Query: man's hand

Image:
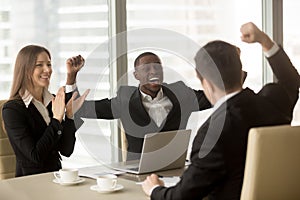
[66,55,85,85]
[240,22,274,52]
[142,174,164,196]
[65,89,90,119]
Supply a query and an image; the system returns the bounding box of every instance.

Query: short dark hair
[134,52,160,68]
[194,40,242,91]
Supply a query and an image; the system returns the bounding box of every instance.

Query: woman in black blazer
[2,45,89,177]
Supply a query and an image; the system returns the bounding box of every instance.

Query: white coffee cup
[96,174,117,191]
[54,168,79,183]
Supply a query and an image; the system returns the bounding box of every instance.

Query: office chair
[241,125,300,200]
[0,100,16,179]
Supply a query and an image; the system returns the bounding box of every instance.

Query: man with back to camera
[141,22,300,200]
[68,51,211,160]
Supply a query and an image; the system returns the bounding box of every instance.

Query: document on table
[160,176,181,187]
[186,109,212,158]
[79,165,125,179]
[136,176,180,187]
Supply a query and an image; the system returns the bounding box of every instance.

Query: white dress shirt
[264,42,279,58]
[140,88,173,127]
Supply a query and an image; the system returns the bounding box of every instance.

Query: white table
[0,172,148,200]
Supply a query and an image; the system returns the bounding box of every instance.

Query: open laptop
[108,129,191,174]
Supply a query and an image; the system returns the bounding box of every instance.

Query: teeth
[149,77,159,82]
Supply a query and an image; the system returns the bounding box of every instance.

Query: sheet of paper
[160,176,181,187]
[186,109,212,155]
[135,176,180,187]
[79,165,125,179]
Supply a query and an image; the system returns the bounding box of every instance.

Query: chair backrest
[241,125,300,200]
[0,100,16,180]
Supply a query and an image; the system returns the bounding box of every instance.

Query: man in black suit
[141,22,300,200]
[75,52,211,160]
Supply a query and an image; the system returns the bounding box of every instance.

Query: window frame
[262,0,283,83]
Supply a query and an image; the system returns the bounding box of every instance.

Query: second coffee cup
[96,174,117,191]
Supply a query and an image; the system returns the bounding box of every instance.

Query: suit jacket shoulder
[4,98,25,108]
[3,98,28,118]
[163,81,211,111]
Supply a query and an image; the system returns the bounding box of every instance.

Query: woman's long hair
[9,45,51,100]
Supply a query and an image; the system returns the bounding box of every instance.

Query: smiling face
[32,51,52,91]
[134,54,164,98]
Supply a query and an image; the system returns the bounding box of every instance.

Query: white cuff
[65,83,77,93]
[264,43,280,58]
[149,185,160,196]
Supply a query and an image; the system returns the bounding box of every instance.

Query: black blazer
[2,97,81,177]
[151,48,300,200]
[76,81,211,160]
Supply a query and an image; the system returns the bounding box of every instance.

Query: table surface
[0,172,148,200]
[0,168,184,200]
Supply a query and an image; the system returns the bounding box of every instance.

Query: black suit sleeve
[170,81,211,112]
[58,117,77,157]
[67,88,115,119]
[76,98,115,119]
[75,86,131,120]
[267,47,300,105]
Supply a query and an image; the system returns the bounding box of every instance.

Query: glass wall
[1,0,287,168]
[283,0,300,73]
[126,0,262,155]
[0,0,112,168]
[0,0,110,98]
[0,0,13,98]
[127,0,262,92]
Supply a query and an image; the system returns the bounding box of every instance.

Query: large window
[0,0,112,168]
[0,0,289,168]
[283,0,300,73]
[0,0,12,98]
[126,0,262,152]
[127,0,262,92]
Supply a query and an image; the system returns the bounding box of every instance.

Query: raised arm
[240,22,300,105]
[65,55,85,85]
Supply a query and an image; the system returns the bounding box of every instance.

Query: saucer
[53,177,85,185]
[90,184,124,193]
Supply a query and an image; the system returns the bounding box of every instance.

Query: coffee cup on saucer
[53,168,79,183]
[96,174,117,191]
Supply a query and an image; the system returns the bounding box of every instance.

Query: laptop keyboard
[128,167,139,171]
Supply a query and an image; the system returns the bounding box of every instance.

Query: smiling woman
[9,45,52,101]
[32,52,52,93]
[1,45,89,177]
